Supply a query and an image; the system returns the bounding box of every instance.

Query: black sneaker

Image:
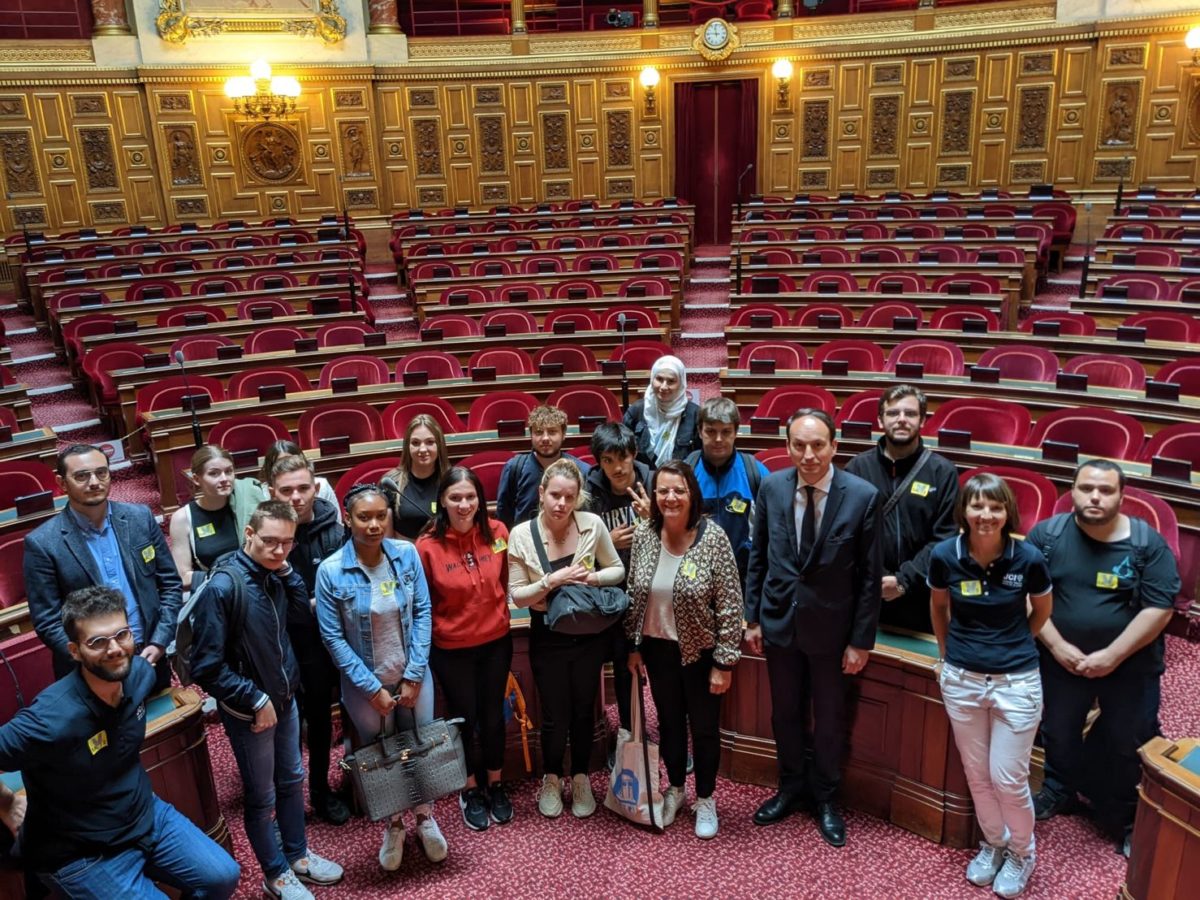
[488,782,514,825]
[1032,789,1079,821]
[459,788,490,831]
[312,790,351,826]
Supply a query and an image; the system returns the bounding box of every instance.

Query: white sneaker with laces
[416,816,449,863]
[290,851,343,885]
[538,774,563,818]
[661,786,686,827]
[571,773,596,818]
[992,850,1036,898]
[966,842,1007,886]
[693,796,719,839]
[378,824,405,872]
[263,869,313,900]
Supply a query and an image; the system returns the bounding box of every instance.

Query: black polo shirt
[1026,516,1180,676]
[928,535,1052,674]
[0,656,156,872]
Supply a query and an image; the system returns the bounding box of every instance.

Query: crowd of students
[0,366,1181,900]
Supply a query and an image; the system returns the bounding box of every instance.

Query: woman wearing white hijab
[622,355,701,468]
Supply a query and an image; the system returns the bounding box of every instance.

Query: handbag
[340,706,469,822]
[531,516,629,635]
[603,675,664,831]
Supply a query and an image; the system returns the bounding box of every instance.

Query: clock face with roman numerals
[694,18,739,61]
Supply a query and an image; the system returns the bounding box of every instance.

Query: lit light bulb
[250,59,272,81]
[772,59,794,80]
[224,76,253,99]
[639,66,660,89]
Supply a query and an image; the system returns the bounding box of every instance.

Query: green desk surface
[876,628,940,659]
[1181,746,1200,777]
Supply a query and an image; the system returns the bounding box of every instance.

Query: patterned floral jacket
[625,518,743,669]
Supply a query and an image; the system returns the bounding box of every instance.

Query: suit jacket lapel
[60,509,104,585]
[801,469,844,571]
[111,504,142,590]
[782,469,800,565]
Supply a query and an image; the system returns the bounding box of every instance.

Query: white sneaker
[693,796,719,839]
[416,816,448,863]
[538,774,563,818]
[993,850,1036,898]
[378,824,405,872]
[966,842,1006,886]
[263,869,313,900]
[290,851,343,885]
[661,786,686,827]
[571,773,596,818]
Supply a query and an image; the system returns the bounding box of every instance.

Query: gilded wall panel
[514,161,537,203]
[1016,85,1051,151]
[114,92,147,139]
[511,83,533,126]
[836,146,861,190]
[905,142,932,188]
[939,90,974,155]
[605,110,632,169]
[769,147,793,192]
[802,99,830,160]
[574,81,597,124]
[578,158,601,198]
[868,95,900,159]
[984,54,1009,103]
[1052,135,1084,185]
[840,65,865,111]
[978,139,1005,184]
[49,179,82,227]
[34,94,66,142]
[446,86,469,130]
[641,154,663,197]
[910,60,936,106]
[1099,79,1141,148]
[0,129,40,196]
[78,127,119,192]
[1062,48,1091,96]
[450,163,475,204]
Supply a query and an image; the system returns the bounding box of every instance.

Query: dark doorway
[673,79,759,247]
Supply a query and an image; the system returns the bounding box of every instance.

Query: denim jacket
[315,538,431,699]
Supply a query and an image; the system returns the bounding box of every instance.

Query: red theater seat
[600,306,659,330]
[469,348,535,377]
[794,304,854,327]
[1061,354,1146,390]
[336,457,402,508]
[976,345,1059,382]
[421,315,481,339]
[929,306,1000,331]
[885,339,964,376]
[208,414,291,461]
[752,385,837,423]
[959,466,1058,534]
[924,398,1032,446]
[135,375,225,425]
[156,304,227,328]
[1141,422,1200,471]
[544,308,601,332]
[533,345,600,374]
[458,451,514,501]
[480,309,538,335]
[319,356,390,389]
[467,391,539,431]
[1157,357,1200,396]
[754,448,792,472]
[298,402,384,450]
[245,326,309,355]
[1123,311,1200,343]
[736,341,808,371]
[237,298,295,319]
[0,461,58,510]
[382,397,463,438]
[1019,313,1097,336]
[547,385,622,424]
[858,301,923,329]
[0,528,32,610]
[1100,274,1170,300]
[1029,408,1145,461]
[611,341,671,371]
[170,335,235,362]
[812,339,885,372]
[800,272,856,293]
[83,342,153,406]
[867,273,926,294]
[228,366,311,400]
[835,390,884,427]
[397,351,464,381]
[317,322,377,349]
[730,304,790,328]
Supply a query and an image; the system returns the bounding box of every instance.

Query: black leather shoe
[753,791,802,826]
[815,802,846,847]
[312,790,351,826]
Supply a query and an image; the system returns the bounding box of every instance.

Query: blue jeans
[43,795,240,899]
[220,697,307,879]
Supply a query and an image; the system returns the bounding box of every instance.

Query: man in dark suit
[23,444,182,690]
[744,409,882,847]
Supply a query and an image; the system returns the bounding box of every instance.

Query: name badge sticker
[141,545,155,563]
[87,730,108,755]
[380,581,396,596]
[578,554,595,571]
[492,537,508,552]
[960,580,983,596]
[195,523,216,538]
[1096,572,1120,589]
[911,481,931,497]
[682,560,698,580]
[727,498,748,514]
[430,501,438,514]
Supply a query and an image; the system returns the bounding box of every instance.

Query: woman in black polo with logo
[928,472,1052,900]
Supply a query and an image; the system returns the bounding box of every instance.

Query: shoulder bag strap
[529,516,554,576]
[880,448,933,520]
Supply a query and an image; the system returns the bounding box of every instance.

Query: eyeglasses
[82,627,133,651]
[67,467,111,485]
[655,487,690,498]
[253,535,295,551]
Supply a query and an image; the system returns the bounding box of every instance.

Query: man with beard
[266,454,350,825]
[0,586,240,898]
[845,385,959,633]
[495,405,591,527]
[1026,461,1180,855]
[24,444,182,689]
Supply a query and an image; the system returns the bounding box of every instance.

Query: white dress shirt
[793,466,835,556]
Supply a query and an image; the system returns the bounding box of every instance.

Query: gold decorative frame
[155,0,346,46]
[693,19,740,62]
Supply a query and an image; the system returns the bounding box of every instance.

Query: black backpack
[1030,513,1151,603]
[169,562,246,686]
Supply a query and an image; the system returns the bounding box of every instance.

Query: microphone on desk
[174,350,204,449]
[734,163,756,298]
[735,162,754,222]
[617,312,630,412]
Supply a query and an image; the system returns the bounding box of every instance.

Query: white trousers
[939,662,1043,857]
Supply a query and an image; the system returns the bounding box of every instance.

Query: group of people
[0,363,1181,900]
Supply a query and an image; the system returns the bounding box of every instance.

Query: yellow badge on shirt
[141,545,155,563]
[682,560,698,580]
[911,481,931,497]
[579,554,595,571]
[960,580,983,596]
[87,730,108,755]
[492,538,508,553]
[430,501,438,514]
[380,581,396,596]
[1096,572,1120,589]
[727,498,748,515]
[195,523,216,538]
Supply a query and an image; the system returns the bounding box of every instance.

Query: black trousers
[764,641,846,803]
[430,633,514,785]
[640,638,722,798]
[289,628,339,796]
[607,623,633,732]
[530,626,607,776]
[1039,657,1161,836]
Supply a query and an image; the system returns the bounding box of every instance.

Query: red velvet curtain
[673,80,759,246]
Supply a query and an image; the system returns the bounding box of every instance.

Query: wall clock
[694,17,739,62]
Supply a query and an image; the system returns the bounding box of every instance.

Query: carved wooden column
[512,0,527,34]
[643,0,658,27]
[368,0,402,34]
[91,0,132,35]
[777,0,795,17]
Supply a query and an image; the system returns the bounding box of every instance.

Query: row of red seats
[49,271,367,313]
[425,274,672,305]
[743,245,1026,265]
[1094,247,1200,271]
[408,250,682,281]
[1098,274,1200,302]
[1120,206,1200,220]
[392,213,689,239]
[741,222,1048,242]
[420,306,657,337]
[748,188,1070,203]
[26,229,364,263]
[3,216,343,247]
[393,199,680,222]
[40,247,358,285]
[738,272,1001,295]
[750,385,1194,470]
[403,231,682,259]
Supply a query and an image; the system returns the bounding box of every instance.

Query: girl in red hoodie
[416,466,513,833]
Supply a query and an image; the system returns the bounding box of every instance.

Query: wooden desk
[1087,264,1200,292]
[736,260,1028,305]
[403,243,688,281]
[392,201,695,231]
[1054,296,1200,328]
[1123,736,1200,900]
[0,385,36,433]
[735,288,1016,331]
[422,291,675,330]
[0,428,58,469]
[393,220,692,263]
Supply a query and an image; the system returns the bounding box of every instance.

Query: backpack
[685,450,763,499]
[168,562,246,686]
[1031,513,1151,603]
